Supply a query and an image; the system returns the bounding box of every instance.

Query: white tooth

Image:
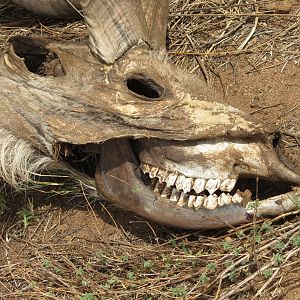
[218,194,225,207]
[177,192,188,207]
[194,196,204,209]
[161,186,172,198]
[140,163,151,174]
[170,188,180,202]
[188,195,196,208]
[183,178,193,193]
[232,193,243,204]
[149,167,159,178]
[157,169,168,183]
[193,178,206,193]
[166,173,177,187]
[223,193,232,205]
[176,175,186,191]
[220,178,237,192]
[205,179,221,195]
[204,194,218,210]
[218,193,231,206]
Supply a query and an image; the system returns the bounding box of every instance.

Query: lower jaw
[56,139,300,230]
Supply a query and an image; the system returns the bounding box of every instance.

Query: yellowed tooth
[205,179,221,195]
[194,195,204,209]
[183,178,193,193]
[176,174,186,191]
[188,195,196,208]
[149,167,159,178]
[166,173,177,187]
[140,163,151,174]
[204,194,218,210]
[220,178,237,192]
[232,193,243,204]
[170,188,180,202]
[157,169,168,183]
[193,178,206,193]
[177,192,188,207]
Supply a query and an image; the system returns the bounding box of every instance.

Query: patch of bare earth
[1,0,300,299]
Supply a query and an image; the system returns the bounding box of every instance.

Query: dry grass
[0,0,300,299]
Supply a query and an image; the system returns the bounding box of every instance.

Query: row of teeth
[141,163,243,210]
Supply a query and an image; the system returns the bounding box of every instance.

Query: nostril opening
[126,76,164,100]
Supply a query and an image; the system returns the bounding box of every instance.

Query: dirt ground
[0,0,300,299]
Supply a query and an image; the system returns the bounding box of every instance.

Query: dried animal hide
[1,0,299,229]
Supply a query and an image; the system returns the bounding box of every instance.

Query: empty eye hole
[11,37,65,77]
[126,76,164,99]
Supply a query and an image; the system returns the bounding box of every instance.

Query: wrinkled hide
[1,0,300,229]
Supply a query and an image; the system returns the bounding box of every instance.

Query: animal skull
[1,0,300,229]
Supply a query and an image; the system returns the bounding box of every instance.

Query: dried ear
[141,0,170,49]
[81,0,149,64]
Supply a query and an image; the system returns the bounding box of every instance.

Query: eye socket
[11,36,65,77]
[126,76,164,100]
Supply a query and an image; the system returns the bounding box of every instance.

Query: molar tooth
[140,163,151,174]
[183,178,193,193]
[218,193,231,206]
[177,192,188,207]
[166,173,177,187]
[175,174,186,191]
[220,178,237,192]
[193,178,206,193]
[170,188,180,202]
[205,179,221,195]
[188,195,196,208]
[149,167,159,178]
[194,196,204,209]
[157,169,168,183]
[224,193,232,205]
[232,193,243,204]
[161,186,172,198]
[204,194,218,210]
[217,194,225,207]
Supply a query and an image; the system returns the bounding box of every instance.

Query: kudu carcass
[1,0,299,229]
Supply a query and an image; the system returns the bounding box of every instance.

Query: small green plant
[260,221,273,233]
[262,269,273,279]
[143,260,153,270]
[18,208,34,228]
[121,255,129,262]
[272,253,283,267]
[206,262,216,271]
[171,286,187,298]
[127,271,136,280]
[228,270,237,282]
[223,241,232,251]
[237,230,246,239]
[80,293,94,300]
[198,273,209,284]
[42,260,51,269]
[81,280,89,287]
[291,235,300,247]
[76,268,85,276]
[275,241,285,252]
